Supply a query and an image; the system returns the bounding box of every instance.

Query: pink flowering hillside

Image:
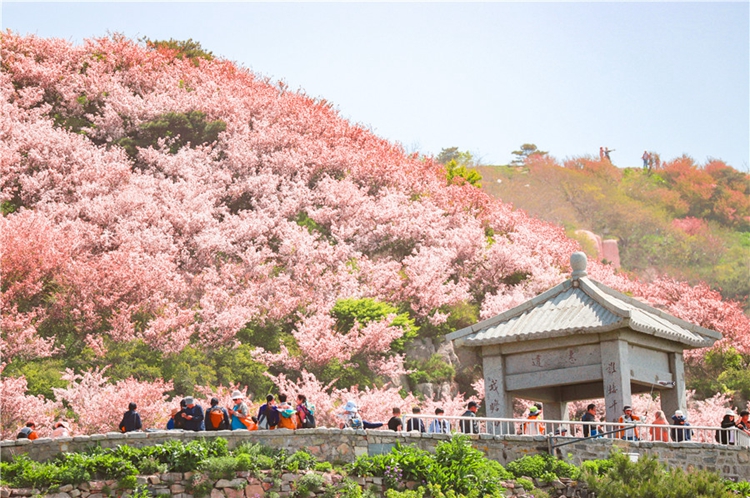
[1,34,748,437]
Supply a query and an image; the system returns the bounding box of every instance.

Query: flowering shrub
[1,33,749,435]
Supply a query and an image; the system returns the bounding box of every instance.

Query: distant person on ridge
[642,150,651,169]
[604,147,614,162]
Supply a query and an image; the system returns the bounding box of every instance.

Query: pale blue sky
[3,2,749,170]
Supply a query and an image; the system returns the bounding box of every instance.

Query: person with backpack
[119,402,142,433]
[17,421,38,440]
[206,397,231,431]
[277,393,298,430]
[227,391,254,430]
[257,394,280,430]
[296,394,316,428]
[337,400,384,429]
[669,410,692,442]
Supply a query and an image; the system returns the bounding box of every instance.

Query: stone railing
[2,427,748,482]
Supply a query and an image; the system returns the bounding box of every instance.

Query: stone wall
[0,470,595,498]
[2,428,748,481]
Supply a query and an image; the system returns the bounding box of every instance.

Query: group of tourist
[381,401,479,434]
[547,404,750,444]
[16,396,750,444]
[155,392,316,432]
[16,420,71,440]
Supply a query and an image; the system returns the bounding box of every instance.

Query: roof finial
[571,252,588,279]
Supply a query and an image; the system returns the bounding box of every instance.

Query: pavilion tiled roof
[447,264,721,350]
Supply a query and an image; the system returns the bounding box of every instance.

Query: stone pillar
[543,401,569,422]
[482,354,515,433]
[600,339,631,423]
[660,353,686,418]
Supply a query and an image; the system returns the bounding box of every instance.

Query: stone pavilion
[447,252,722,424]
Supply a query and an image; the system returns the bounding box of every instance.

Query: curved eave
[462,321,625,347]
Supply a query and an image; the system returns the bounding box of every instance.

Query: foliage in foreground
[1,437,748,498]
[583,451,740,498]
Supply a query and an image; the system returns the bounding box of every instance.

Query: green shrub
[579,458,614,477]
[725,480,750,496]
[284,450,318,472]
[505,454,580,482]
[406,354,456,385]
[116,110,226,160]
[117,475,138,489]
[254,454,275,470]
[349,436,510,497]
[314,461,333,473]
[515,477,534,491]
[294,472,326,497]
[188,475,215,498]
[137,456,167,475]
[331,298,418,353]
[235,453,254,472]
[199,456,240,480]
[582,451,735,498]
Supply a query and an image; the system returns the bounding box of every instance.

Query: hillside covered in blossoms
[1,34,749,438]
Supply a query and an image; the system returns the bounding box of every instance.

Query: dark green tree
[511,143,548,166]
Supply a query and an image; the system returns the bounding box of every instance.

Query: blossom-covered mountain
[1,34,748,437]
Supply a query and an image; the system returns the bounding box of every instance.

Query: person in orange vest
[277,393,299,430]
[17,421,38,440]
[523,405,545,435]
[206,397,231,431]
[617,405,640,440]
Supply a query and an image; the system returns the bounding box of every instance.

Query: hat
[529,406,539,415]
[184,396,194,405]
[231,390,243,399]
[725,409,736,416]
[623,405,632,412]
[343,400,358,412]
[673,410,684,418]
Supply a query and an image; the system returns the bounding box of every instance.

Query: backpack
[207,406,228,431]
[347,415,363,430]
[257,408,269,430]
[300,403,316,429]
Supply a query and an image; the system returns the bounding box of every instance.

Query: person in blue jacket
[180,397,205,431]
